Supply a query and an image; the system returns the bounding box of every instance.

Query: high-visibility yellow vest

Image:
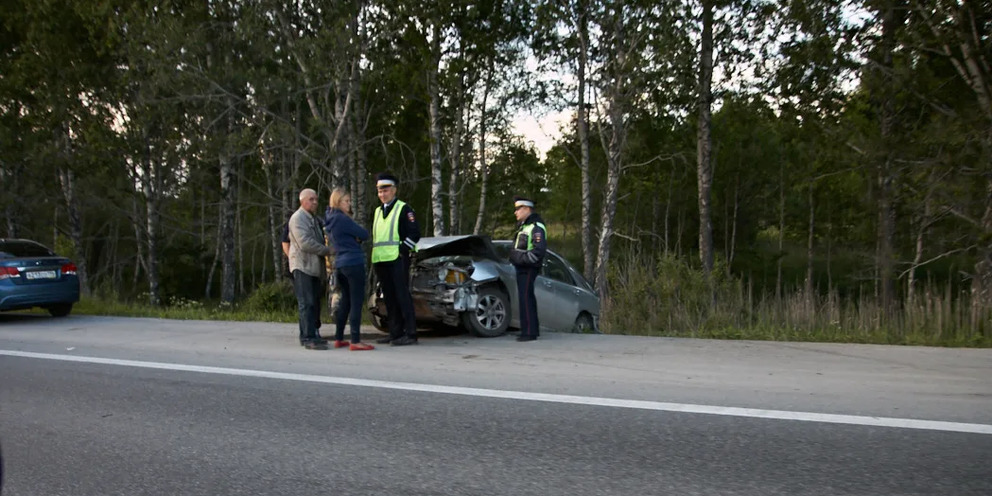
[515,221,547,250]
[372,200,407,263]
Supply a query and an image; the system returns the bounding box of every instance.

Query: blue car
[0,238,80,317]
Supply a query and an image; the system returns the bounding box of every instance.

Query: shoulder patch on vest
[407,211,415,222]
[533,230,542,243]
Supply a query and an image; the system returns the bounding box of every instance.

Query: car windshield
[0,240,56,258]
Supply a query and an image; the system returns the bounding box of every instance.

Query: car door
[533,264,560,332]
[537,253,580,331]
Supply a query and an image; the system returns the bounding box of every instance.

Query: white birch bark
[472,66,494,236]
[696,0,715,278]
[577,0,594,281]
[428,23,445,236]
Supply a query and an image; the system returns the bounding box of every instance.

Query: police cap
[513,196,535,209]
[375,172,398,189]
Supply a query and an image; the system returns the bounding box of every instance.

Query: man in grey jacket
[289,188,334,349]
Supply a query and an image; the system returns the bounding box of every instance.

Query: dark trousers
[335,264,366,343]
[374,258,416,339]
[515,267,540,338]
[293,270,323,342]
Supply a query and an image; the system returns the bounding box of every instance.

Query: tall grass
[74,280,299,323]
[601,250,991,347]
[73,280,379,327]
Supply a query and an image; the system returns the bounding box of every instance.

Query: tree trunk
[665,165,673,256]
[354,104,369,224]
[57,167,89,295]
[260,142,283,282]
[220,150,236,304]
[428,24,445,236]
[448,71,466,235]
[873,0,905,316]
[594,143,621,301]
[237,161,245,295]
[143,155,161,306]
[728,174,739,277]
[908,196,931,305]
[777,163,785,300]
[473,65,494,236]
[2,163,20,237]
[578,0,594,281]
[593,5,630,302]
[131,195,145,286]
[806,182,815,297]
[205,209,221,300]
[333,70,352,189]
[696,0,715,278]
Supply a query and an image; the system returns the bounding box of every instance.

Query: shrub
[241,280,296,314]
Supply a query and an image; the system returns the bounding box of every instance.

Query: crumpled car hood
[415,235,502,261]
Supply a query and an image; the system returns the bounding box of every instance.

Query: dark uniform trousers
[375,257,417,340]
[515,267,540,338]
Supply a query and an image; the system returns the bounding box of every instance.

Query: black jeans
[515,267,540,338]
[335,264,366,343]
[293,270,323,342]
[374,258,416,339]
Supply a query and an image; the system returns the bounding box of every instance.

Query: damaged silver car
[367,235,600,337]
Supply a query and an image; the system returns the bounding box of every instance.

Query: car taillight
[62,263,77,276]
[0,267,20,280]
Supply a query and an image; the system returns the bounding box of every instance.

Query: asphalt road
[1,314,990,495]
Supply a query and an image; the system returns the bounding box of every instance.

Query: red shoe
[333,340,350,349]
[349,342,375,351]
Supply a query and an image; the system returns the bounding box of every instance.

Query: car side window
[543,254,575,286]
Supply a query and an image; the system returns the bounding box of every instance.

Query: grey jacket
[288,207,333,278]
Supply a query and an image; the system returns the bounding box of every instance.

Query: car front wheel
[461,286,509,337]
[573,313,596,333]
[366,293,389,332]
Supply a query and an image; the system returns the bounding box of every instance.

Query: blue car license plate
[25,270,57,280]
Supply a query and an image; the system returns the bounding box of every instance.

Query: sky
[511,108,571,160]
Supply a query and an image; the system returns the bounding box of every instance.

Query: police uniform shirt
[510,212,548,268]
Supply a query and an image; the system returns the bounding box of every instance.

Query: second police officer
[508,195,547,342]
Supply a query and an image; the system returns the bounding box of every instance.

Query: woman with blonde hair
[323,187,374,350]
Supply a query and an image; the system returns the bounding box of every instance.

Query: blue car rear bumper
[0,280,80,311]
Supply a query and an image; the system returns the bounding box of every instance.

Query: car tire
[366,294,389,332]
[462,286,510,337]
[48,303,72,317]
[369,309,388,333]
[573,313,596,333]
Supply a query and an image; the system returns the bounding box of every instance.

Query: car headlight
[438,267,468,284]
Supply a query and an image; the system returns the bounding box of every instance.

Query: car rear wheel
[462,286,509,337]
[48,303,72,317]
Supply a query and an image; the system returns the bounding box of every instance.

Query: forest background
[2,0,990,346]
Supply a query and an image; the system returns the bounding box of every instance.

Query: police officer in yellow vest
[509,196,547,342]
[371,172,421,346]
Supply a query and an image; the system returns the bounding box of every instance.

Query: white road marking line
[3,349,991,435]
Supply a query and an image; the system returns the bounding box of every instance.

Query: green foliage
[240,280,297,314]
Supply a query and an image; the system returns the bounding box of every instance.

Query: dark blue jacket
[324,207,369,268]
